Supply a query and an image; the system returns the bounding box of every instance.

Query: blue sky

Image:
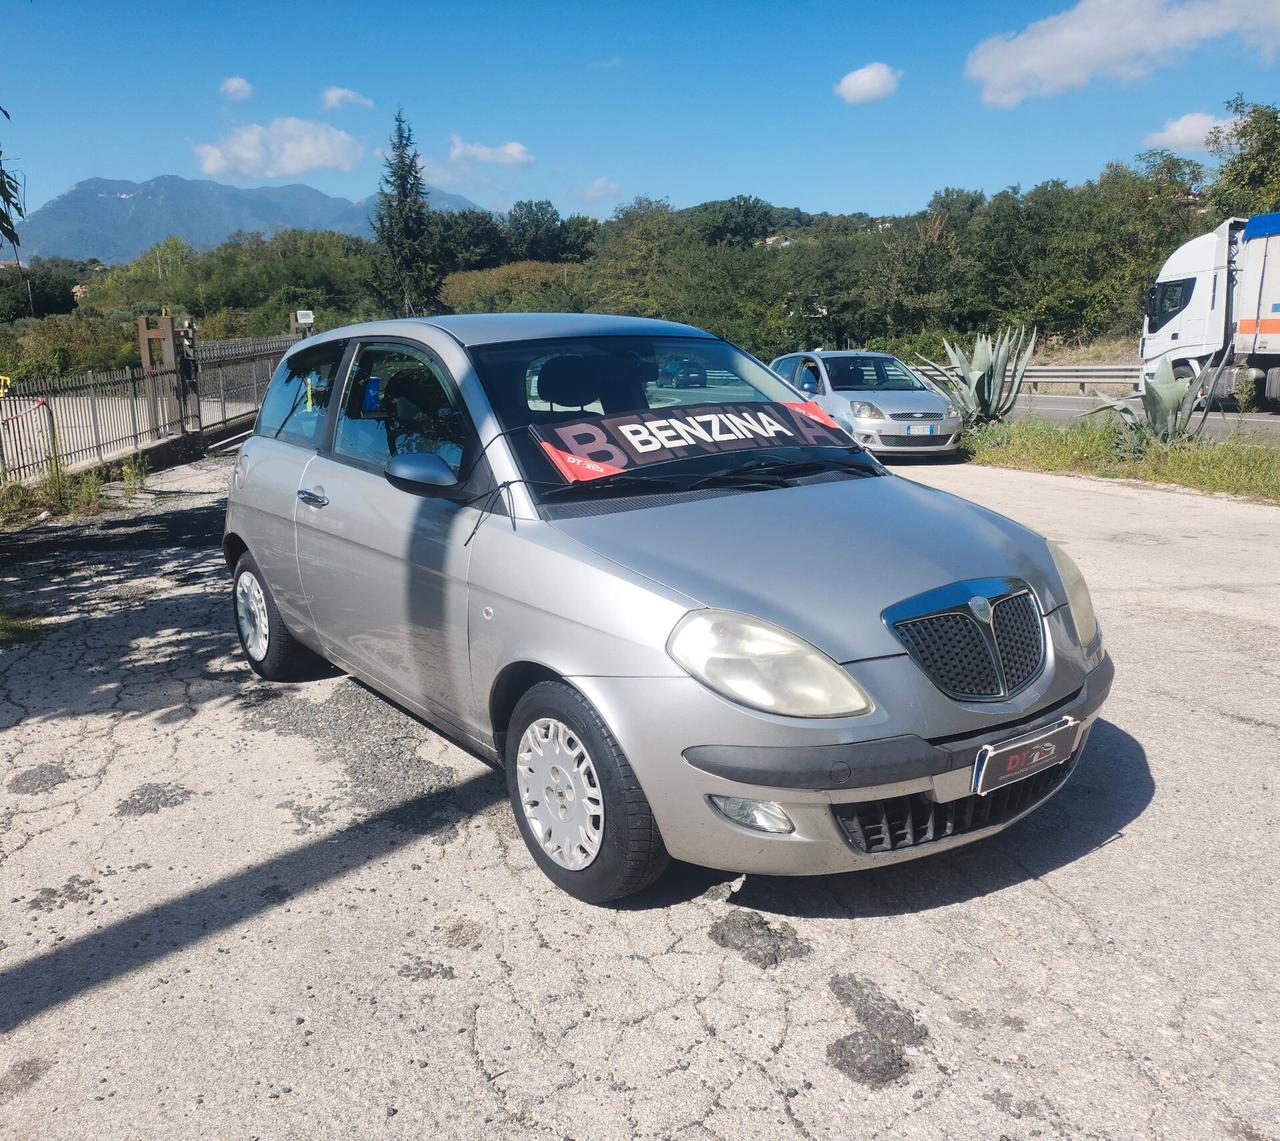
[7,0,1278,218]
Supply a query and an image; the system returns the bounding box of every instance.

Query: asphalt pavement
[1013,392,1280,442]
[2,455,1278,1139]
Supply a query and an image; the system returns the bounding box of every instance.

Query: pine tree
[370,110,443,315]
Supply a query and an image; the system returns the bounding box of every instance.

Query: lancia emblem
[968,596,993,623]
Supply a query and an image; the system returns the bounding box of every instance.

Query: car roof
[298,312,717,350]
[813,350,895,359]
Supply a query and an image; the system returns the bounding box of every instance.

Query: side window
[772,356,798,381]
[256,342,347,447]
[333,342,470,474]
[1150,278,1194,332]
[799,359,824,392]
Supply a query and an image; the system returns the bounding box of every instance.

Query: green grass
[0,609,45,649]
[965,418,1280,502]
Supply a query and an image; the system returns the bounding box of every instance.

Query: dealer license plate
[905,423,937,435]
[971,716,1080,796]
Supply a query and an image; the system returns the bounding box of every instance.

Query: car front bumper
[847,416,963,454]
[571,653,1113,877]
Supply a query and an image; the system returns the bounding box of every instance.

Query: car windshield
[824,355,926,392]
[467,335,873,499]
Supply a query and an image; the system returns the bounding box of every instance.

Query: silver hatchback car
[770,350,963,455]
[225,314,1111,902]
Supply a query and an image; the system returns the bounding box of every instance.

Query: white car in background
[771,350,962,456]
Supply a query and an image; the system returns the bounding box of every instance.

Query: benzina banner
[533,401,853,482]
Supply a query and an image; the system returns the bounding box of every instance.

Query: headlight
[666,610,872,718]
[851,401,885,419]
[1048,541,1099,646]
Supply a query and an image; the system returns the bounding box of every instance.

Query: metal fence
[1022,364,1140,395]
[0,335,298,484]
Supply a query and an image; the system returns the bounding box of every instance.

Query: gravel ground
[1,454,1278,1139]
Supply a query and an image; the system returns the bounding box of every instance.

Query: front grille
[896,612,1001,697]
[878,434,956,447]
[992,592,1043,691]
[889,411,943,421]
[832,760,1073,854]
[892,588,1045,700]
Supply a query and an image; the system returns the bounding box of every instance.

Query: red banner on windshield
[532,400,853,482]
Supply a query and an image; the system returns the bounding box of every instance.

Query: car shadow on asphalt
[654,719,1153,919]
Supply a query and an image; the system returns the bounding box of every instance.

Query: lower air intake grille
[833,760,1073,854]
[878,434,956,447]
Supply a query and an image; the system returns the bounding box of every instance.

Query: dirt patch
[26,875,102,912]
[245,680,474,841]
[7,762,72,795]
[826,1031,908,1087]
[397,955,456,982]
[829,975,928,1047]
[114,782,195,816]
[708,910,811,968]
[0,1056,53,1107]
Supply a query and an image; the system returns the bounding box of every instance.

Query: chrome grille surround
[884,578,1047,702]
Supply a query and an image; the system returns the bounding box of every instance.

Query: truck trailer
[1141,211,1280,405]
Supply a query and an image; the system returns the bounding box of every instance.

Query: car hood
[548,475,1065,663]
[838,389,948,413]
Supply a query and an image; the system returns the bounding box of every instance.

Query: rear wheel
[232,552,320,681]
[505,680,668,903]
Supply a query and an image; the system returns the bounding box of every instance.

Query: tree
[436,209,512,272]
[1206,95,1280,218]
[685,195,774,247]
[1,105,23,249]
[370,110,444,315]
[0,263,75,323]
[507,200,563,262]
[558,214,600,262]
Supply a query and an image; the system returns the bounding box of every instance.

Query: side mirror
[798,376,818,394]
[385,452,460,497]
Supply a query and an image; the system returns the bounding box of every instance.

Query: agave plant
[1084,356,1227,453]
[915,327,1037,426]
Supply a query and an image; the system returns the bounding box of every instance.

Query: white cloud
[323,85,374,110]
[578,176,622,200]
[448,134,534,165]
[417,157,466,190]
[219,76,253,101]
[966,0,1280,108]
[592,55,623,69]
[834,62,902,104]
[1143,110,1236,151]
[194,118,362,178]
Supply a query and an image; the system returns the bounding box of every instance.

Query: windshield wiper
[540,466,791,500]
[689,455,874,487]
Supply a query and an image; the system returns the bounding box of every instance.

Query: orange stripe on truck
[1238,318,1280,334]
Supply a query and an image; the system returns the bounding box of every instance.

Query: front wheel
[505,681,669,903]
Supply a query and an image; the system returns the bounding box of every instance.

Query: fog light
[709,795,794,834]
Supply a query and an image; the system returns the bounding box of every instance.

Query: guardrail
[1021,364,1140,395]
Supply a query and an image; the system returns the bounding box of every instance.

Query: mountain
[15,175,482,262]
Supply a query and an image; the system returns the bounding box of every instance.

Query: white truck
[1141,211,1280,405]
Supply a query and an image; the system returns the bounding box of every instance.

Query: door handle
[297,489,329,508]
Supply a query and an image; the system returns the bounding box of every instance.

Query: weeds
[122,451,150,498]
[0,464,108,525]
[965,418,1280,502]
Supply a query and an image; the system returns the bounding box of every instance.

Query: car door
[294,338,488,726]
[234,340,348,632]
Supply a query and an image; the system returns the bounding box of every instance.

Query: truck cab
[1140,218,1242,384]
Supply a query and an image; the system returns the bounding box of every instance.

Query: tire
[505,680,669,903]
[232,552,320,681]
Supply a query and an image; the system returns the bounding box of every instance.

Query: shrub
[916,326,1037,426]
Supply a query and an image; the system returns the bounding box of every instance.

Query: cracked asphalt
[2,455,1278,1139]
